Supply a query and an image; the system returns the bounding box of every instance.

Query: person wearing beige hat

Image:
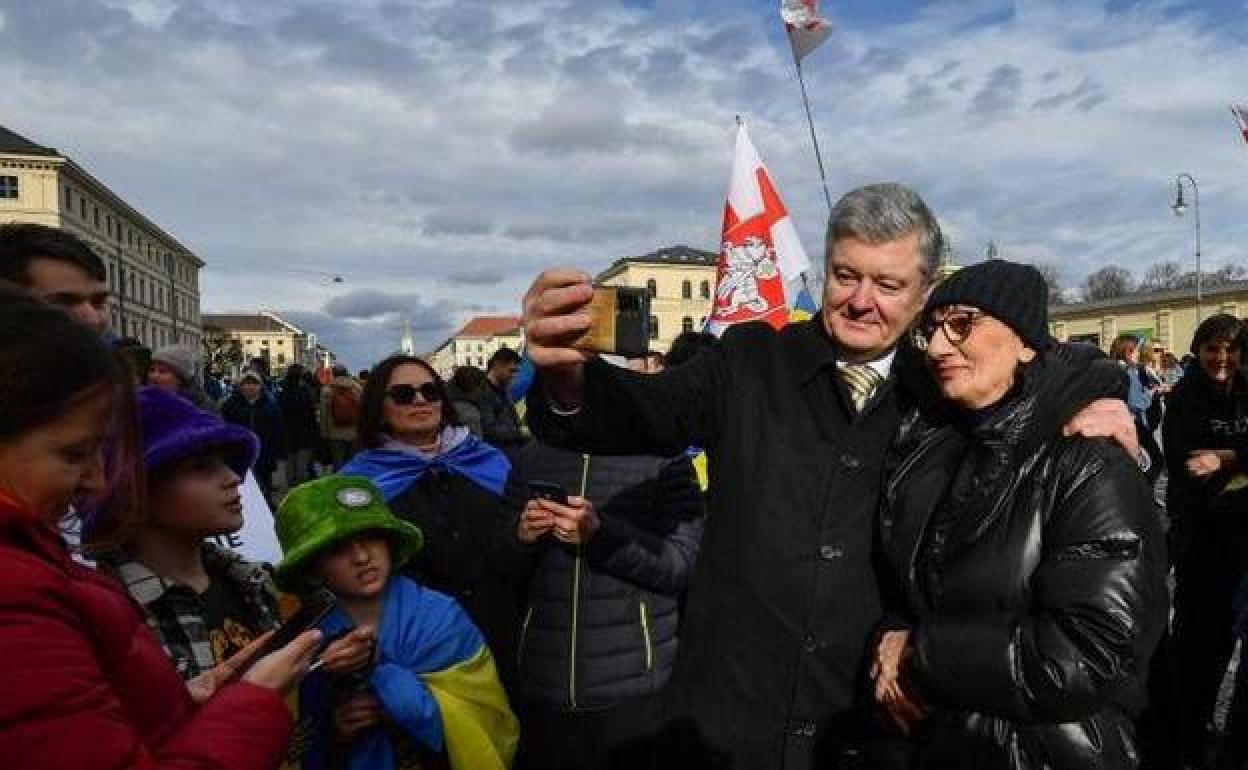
[149,343,218,412]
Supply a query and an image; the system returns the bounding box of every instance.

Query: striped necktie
[840,363,884,412]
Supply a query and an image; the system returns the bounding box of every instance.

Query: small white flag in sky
[781,0,833,63]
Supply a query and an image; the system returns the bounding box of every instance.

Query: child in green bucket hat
[276,476,518,770]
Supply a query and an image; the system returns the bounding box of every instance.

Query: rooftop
[0,125,57,157]
[1049,279,1248,317]
[454,315,523,338]
[596,244,718,281]
[203,312,305,335]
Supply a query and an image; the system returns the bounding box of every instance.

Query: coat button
[840,453,861,470]
[802,635,819,653]
[819,545,843,561]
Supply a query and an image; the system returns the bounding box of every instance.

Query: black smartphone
[251,596,336,663]
[528,480,569,506]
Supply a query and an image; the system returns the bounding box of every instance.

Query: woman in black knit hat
[869,260,1168,770]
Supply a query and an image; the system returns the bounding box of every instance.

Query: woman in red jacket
[0,285,319,770]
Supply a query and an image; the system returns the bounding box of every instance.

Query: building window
[64,186,72,208]
[682,316,694,333]
[700,280,711,300]
[649,315,659,340]
[277,353,286,366]
[276,339,284,346]
[93,206,100,228]
[108,263,116,289]
[80,197,86,217]
[0,176,17,199]
[647,279,657,299]
[682,280,692,300]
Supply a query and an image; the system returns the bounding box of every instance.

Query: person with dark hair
[0,222,110,335]
[95,387,373,686]
[480,347,526,453]
[278,364,320,487]
[872,260,1166,769]
[1159,313,1248,768]
[148,344,216,412]
[0,284,319,770]
[320,364,362,470]
[221,371,285,500]
[448,365,489,438]
[340,354,528,694]
[665,331,718,369]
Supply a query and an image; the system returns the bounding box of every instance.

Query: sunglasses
[386,383,443,405]
[922,309,983,346]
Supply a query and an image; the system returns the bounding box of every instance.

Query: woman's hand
[334,693,384,743]
[871,630,930,734]
[241,629,322,695]
[318,627,376,675]
[549,496,601,545]
[186,630,276,703]
[517,499,555,544]
[1187,449,1235,478]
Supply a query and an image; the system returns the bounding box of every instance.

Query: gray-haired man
[520,183,1137,770]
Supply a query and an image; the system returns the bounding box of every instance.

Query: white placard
[210,472,284,565]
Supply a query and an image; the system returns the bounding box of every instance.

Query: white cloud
[0,0,1244,366]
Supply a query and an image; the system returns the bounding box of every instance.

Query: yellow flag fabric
[422,645,519,770]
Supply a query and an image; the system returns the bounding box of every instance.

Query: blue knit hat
[137,386,259,478]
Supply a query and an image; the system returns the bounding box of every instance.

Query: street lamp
[1171,173,1202,321]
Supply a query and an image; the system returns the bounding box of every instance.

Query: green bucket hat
[274,475,423,592]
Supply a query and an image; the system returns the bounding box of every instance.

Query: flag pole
[794,58,834,215]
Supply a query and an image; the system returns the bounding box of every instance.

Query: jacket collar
[103,541,274,607]
[0,496,75,570]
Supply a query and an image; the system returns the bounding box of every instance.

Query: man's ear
[1019,346,1037,364]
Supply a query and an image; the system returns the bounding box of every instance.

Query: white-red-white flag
[707,122,812,336]
[1231,105,1248,145]
[782,0,833,63]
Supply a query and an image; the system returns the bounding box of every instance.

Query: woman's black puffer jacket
[512,443,704,712]
[879,354,1168,770]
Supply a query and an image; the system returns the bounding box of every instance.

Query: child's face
[148,450,244,538]
[316,533,392,601]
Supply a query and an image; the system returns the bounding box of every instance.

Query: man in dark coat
[521,183,1142,770]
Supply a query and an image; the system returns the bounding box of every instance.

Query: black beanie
[924,259,1052,350]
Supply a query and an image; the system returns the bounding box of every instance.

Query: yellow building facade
[595,245,718,353]
[0,125,204,350]
[1049,282,1248,353]
[202,312,313,378]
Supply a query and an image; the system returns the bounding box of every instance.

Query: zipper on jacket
[639,599,654,672]
[569,454,592,709]
[517,606,533,667]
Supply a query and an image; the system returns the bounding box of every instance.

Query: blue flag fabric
[340,435,511,503]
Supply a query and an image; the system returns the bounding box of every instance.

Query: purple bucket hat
[137,386,259,477]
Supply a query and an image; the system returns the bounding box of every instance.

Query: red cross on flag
[1232,105,1248,145]
[707,121,812,336]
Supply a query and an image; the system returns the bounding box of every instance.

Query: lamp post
[1171,173,1202,321]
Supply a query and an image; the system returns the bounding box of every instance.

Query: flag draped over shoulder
[707,122,813,337]
[1232,105,1248,145]
[782,0,833,63]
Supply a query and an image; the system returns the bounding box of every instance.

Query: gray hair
[825,183,944,282]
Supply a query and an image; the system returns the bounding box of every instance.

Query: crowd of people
[0,179,1246,770]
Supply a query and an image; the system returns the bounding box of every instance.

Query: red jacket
[0,498,293,769]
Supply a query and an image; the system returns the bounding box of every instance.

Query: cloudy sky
[2,0,1246,368]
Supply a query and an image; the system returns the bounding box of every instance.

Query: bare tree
[1031,262,1063,305]
[1140,261,1183,292]
[201,324,243,378]
[1082,266,1136,302]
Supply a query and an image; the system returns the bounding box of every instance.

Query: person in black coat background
[338,353,527,696]
[872,261,1167,770]
[1158,314,1248,769]
[277,364,321,486]
[220,370,284,499]
[511,441,704,770]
